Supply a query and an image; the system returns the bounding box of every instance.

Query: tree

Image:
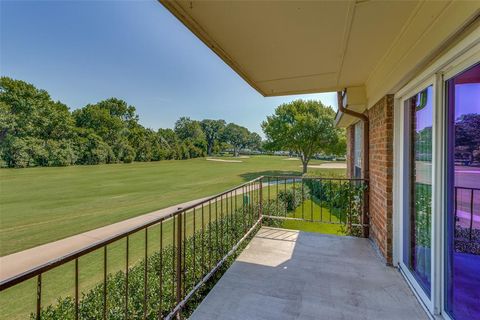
[327,129,347,157]
[262,99,340,174]
[73,98,138,163]
[0,77,78,167]
[0,78,76,140]
[0,101,15,143]
[174,117,207,156]
[174,117,204,141]
[247,132,262,151]
[200,119,226,155]
[456,114,480,153]
[74,130,114,165]
[158,128,180,160]
[222,123,250,156]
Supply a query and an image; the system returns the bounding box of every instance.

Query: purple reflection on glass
[446,63,480,320]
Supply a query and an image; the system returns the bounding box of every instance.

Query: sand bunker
[206,158,242,163]
[303,162,346,169]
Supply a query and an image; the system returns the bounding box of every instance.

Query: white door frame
[395,76,437,315]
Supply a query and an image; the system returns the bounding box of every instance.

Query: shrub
[262,183,309,228]
[305,179,366,236]
[277,186,306,211]
[120,144,136,163]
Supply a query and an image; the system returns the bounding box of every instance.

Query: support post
[363,181,370,238]
[176,213,182,319]
[259,179,263,226]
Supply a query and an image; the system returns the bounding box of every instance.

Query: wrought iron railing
[260,176,369,237]
[0,177,263,320]
[454,186,479,242]
[0,176,369,319]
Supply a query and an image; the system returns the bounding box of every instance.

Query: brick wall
[366,95,394,264]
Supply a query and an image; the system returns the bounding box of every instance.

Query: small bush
[277,187,305,211]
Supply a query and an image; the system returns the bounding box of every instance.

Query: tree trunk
[302,159,308,174]
[233,147,238,157]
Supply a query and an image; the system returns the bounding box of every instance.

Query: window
[353,121,363,178]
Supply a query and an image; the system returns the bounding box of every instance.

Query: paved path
[305,162,347,169]
[191,227,427,320]
[0,194,221,282]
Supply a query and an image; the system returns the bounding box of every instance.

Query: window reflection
[403,85,433,297]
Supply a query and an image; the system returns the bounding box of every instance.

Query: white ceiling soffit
[160,1,480,98]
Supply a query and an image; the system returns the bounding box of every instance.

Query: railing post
[176,213,183,319]
[259,178,263,226]
[469,189,474,241]
[36,274,41,320]
[362,180,370,238]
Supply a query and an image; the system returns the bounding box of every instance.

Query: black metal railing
[260,176,369,237]
[454,186,479,242]
[0,177,263,320]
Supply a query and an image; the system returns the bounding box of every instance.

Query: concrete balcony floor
[191,227,428,320]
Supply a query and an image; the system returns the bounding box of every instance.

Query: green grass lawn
[282,199,345,235]
[262,182,346,235]
[0,155,344,256]
[0,156,345,319]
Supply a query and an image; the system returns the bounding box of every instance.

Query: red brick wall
[367,95,394,264]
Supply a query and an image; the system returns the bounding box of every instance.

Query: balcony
[191,227,426,320]
[0,176,427,319]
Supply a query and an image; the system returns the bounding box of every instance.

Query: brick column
[366,95,394,264]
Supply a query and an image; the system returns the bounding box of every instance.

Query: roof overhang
[159,1,479,99]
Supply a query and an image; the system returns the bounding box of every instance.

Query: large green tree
[200,119,226,155]
[262,99,342,173]
[0,77,77,167]
[174,117,207,157]
[222,123,250,157]
[73,98,138,163]
[247,132,262,151]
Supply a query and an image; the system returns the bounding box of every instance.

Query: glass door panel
[403,85,433,297]
[446,63,480,320]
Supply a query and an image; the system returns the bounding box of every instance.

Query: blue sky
[0,0,337,136]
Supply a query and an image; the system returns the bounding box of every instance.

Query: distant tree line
[0,77,262,168]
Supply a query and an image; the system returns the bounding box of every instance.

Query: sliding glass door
[445,63,480,320]
[403,85,433,298]
[395,44,478,319]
